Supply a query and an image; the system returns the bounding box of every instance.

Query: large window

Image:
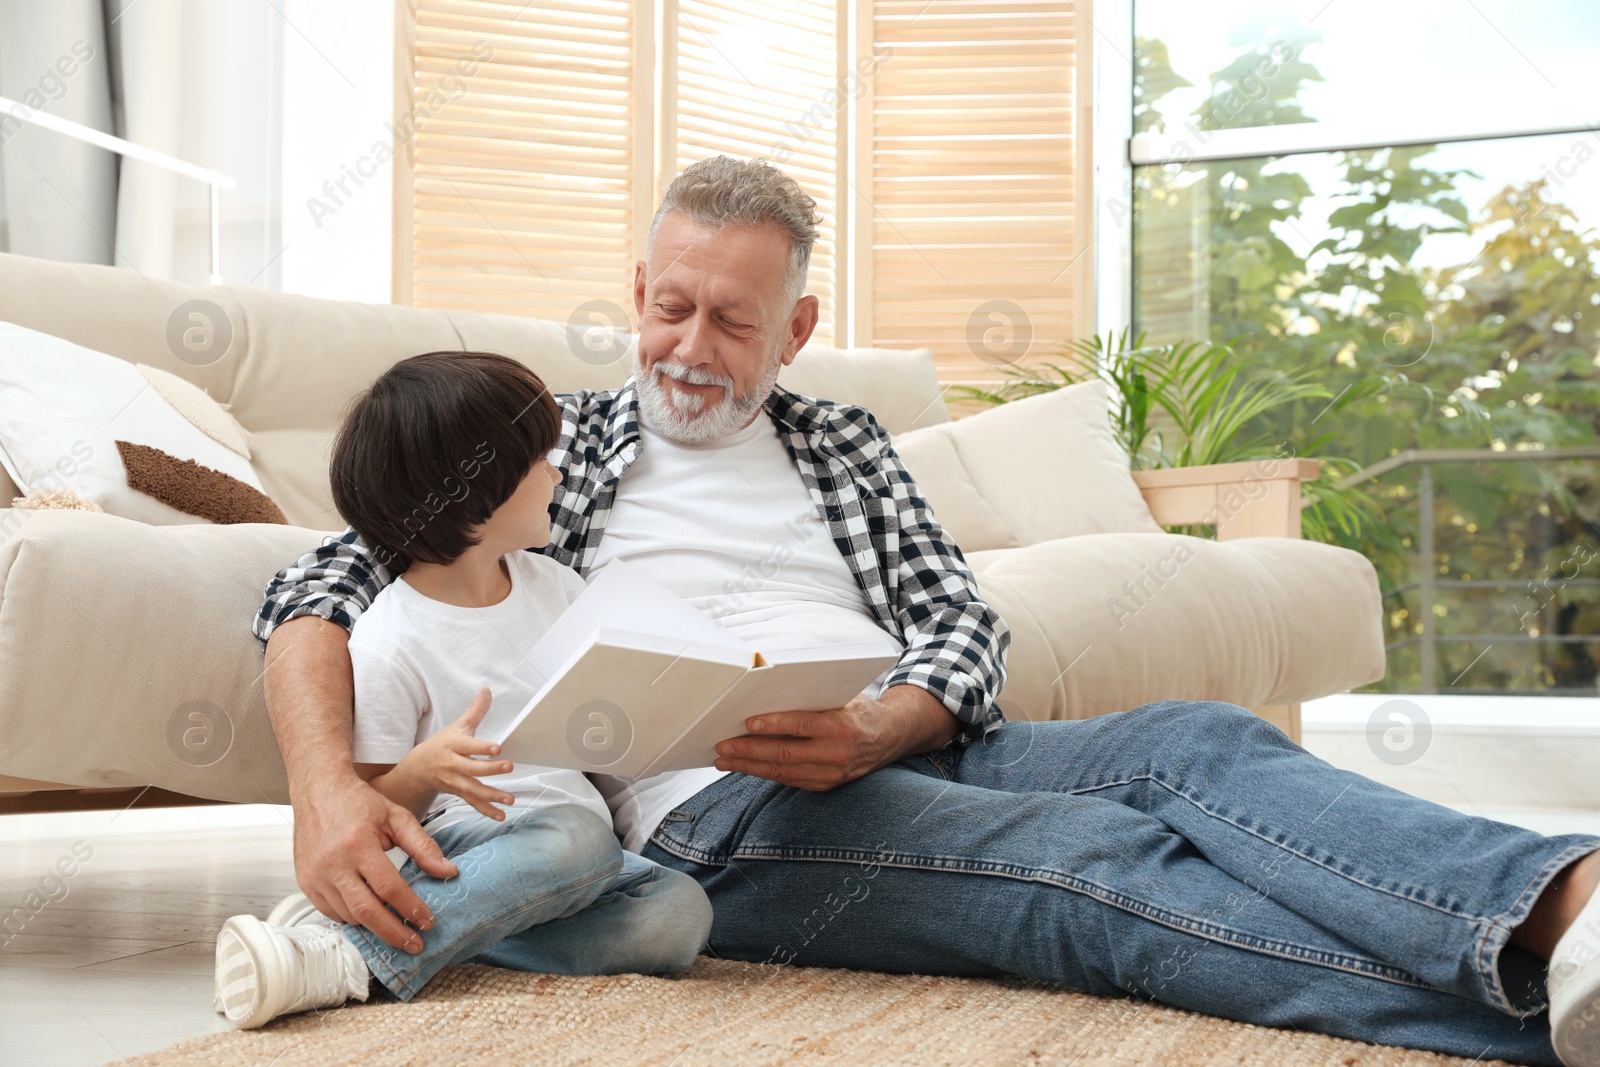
[393,0,1094,383]
[1127,1,1600,695]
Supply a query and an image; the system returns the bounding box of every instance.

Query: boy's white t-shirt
[349,551,611,834]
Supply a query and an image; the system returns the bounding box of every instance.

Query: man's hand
[292,773,457,953]
[712,684,959,790]
[264,616,459,954]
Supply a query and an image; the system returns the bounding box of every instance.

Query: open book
[483,559,903,779]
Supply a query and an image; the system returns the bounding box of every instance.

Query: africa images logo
[565,699,633,769]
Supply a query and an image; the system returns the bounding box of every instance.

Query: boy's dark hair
[330,351,561,572]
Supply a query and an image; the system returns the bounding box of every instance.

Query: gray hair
[647,155,821,307]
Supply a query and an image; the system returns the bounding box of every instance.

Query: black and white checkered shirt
[253,380,1009,740]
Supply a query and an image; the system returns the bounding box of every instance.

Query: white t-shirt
[590,404,905,852]
[349,552,612,834]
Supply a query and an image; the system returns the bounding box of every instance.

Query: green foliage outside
[1137,21,1600,694]
[973,21,1600,694]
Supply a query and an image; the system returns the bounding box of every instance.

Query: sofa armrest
[0,509,323,808]
[1131,458,1326,744]
[1132,458,1320,541]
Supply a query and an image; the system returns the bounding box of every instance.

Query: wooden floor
[0,804,299,1065]
[2,734,1598,1067]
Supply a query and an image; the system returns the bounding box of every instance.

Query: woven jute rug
[121,959,1522,1067]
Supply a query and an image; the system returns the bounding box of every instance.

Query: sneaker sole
[215,915,284,1029]
[1554,984,1600,1067]
[214,895,330,1013]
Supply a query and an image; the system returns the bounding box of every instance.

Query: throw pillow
[894,379,1161,547]
[0,322,286,526]
[888,426,1022,552]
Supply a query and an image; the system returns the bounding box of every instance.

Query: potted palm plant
[949,330,1380,542]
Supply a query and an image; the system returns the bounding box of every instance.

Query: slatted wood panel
[669,0,844,346]
[399,0,645,321]
[396,0,1092,378]
[861,0,1086,383]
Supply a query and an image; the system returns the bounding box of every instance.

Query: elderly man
[256,156,1600,1067]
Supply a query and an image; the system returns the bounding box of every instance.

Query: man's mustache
[650,360,734,391]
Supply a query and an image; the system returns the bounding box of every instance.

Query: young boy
[214,351,713,1029]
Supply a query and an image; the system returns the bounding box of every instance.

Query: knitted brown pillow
[115,440,288,525]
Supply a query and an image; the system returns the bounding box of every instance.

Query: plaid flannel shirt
[253,380,1009,740]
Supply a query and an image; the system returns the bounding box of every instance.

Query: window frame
[1101,1,1600,340]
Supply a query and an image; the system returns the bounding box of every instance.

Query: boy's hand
[397,687,516,821]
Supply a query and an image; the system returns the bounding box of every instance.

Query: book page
[641,644,901,776]
[510,558,748,694]
[494,635,750,778]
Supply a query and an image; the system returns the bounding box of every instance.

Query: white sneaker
[214,915,370,1029]
[1550,885,1600,1067]
[267,891,339,930]
[213,894,339,1012]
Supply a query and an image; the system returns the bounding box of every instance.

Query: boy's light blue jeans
[642,701,1599,1067]
[342,804,711,1001]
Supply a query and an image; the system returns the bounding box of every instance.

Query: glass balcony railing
[1342,448,1600,696]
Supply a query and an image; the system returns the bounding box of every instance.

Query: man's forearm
[263,616,361,801]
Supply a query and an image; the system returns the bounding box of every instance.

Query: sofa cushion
[0,253,245,405]
[969,532,1385,720]
[0,509,1382,802]
[447,308,636,397]
[888,427,1020,552]
[778,344,950,434]
[250,428,340,532]
[895,379,1161,546]
[0,252,952,470]
[225,286,463,434]
[0,509,318,802]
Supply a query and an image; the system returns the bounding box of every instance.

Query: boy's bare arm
[352,762,431,821]
[362,689,516,823]
[356,758,495,825]
[262,616,456,953]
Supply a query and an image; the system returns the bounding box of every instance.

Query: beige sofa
[0,252,1385,812]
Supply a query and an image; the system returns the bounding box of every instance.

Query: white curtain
[109,0,185,278]
[0,0,118,266]
[0,0,185,276]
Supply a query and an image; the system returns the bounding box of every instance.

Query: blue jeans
[343,804,712,1001]
[642,701,1599,1066]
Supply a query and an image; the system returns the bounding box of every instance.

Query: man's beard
[634,351,782,444]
